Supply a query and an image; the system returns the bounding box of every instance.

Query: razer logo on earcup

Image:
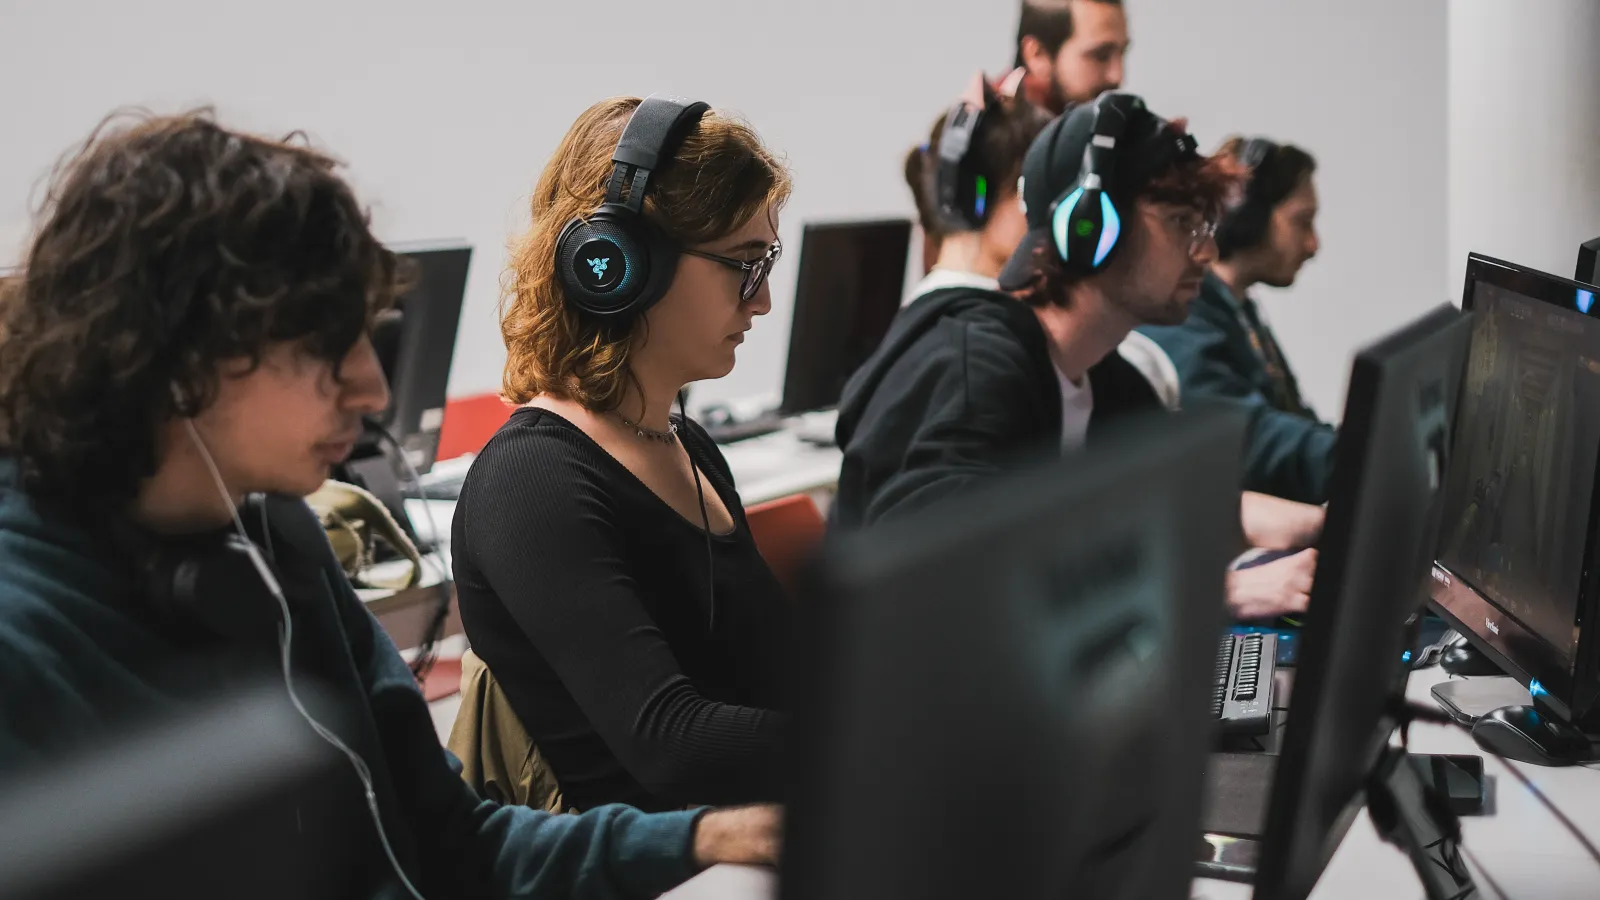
[1075,219,1095,237]
[587,257,610,278]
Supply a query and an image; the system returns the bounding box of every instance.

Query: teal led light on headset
[974,175,989,220]
[1049,93,1142,275]
[1052,185,1121,268]
[1577,288,1594,315]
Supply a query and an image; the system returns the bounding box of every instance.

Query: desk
[717,416,843,509]
[356,499,459,652]
[662,666,1600,900]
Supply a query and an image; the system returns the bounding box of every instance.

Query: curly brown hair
[501,96,792,412]
[0,109,403,514]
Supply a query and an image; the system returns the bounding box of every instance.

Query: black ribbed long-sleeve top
[452,407,790,813]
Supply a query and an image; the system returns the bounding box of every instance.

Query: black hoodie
[832,285,1167,529]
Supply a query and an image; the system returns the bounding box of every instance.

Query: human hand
[692,804,782,869]
[1226,548,1317,621]
[1239,491,1324,551]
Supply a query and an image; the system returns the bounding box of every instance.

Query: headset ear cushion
[1217,199,1269,258]
[556,210,652,317]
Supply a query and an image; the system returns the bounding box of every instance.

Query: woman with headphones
[452,95,792,814]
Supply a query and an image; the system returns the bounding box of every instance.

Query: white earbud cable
[184,419,427,900]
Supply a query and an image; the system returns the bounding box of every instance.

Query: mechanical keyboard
[1213,632,1277,737]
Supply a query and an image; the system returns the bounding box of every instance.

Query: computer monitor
[340,242,470,543]
[779,219,911,416]
[0,685,357,900]
[783,409,1245,900]
[1578,236,1600,285]
[371,241,472,476]
[1253,304,1471,900]
[1430,253,1600,732]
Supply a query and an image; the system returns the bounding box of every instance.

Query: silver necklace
[617,412,678,444]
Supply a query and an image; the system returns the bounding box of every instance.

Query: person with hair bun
[452,96,793,814]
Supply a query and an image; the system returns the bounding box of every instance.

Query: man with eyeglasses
[834,94,1323,621]
[1138,136,1334,505]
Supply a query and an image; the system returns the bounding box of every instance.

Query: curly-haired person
[0,109,776,900]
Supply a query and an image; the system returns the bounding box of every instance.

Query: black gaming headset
[554,94,711,319]
[1049,92,1200,276]
[1050,92,1141,275]
[1215,137,1281,257]
[933,98,990,232]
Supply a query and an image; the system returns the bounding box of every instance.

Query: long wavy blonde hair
[501,97,792,411]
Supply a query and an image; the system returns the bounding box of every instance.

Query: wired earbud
[179,415,429,900]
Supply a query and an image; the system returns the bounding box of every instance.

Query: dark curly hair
[0,109,403,515]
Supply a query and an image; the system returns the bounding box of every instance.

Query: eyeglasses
[1145,206,1217,253]
[1172,211,1218,252]
[682,239,783,302]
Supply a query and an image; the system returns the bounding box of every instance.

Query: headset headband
[1239,137,1277,171]
[605,95,711,212]
[934,99,988,230]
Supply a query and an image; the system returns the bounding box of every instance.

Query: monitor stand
[1367,746,1479,900]
[1439,641,1502,677]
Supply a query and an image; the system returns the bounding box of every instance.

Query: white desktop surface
[411,410,842,520]
[716,426,842,508]
[663,666,1600,900]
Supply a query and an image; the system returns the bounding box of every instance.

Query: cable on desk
[1394,698,1600,873]
[1455,842,1508,900]
[371,421,456,681]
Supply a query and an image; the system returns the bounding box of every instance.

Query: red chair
[419,656,464,702]
[744,493,826,591]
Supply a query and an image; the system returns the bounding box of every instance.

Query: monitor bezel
[778,218,912,416]
[1427,252,1600,723]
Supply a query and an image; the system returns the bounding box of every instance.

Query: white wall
[1,0,1448,418]
[1124,0,1449,418]
[1448,0,1600,298]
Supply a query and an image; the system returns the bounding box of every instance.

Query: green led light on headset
[974,175,988,219]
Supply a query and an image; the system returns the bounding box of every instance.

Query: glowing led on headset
[1577,289,1594,315]
[975,175,988,219]
[1093,193,1120,267]
[1052,187,1086,260]
[1530,679,1548,698]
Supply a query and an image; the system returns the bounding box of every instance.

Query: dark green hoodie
[0,459,703,900]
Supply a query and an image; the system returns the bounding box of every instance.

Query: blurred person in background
[1139,136,1334,504]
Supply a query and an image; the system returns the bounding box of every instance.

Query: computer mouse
[1470,705,1594,766]
[1440,644,1503,676]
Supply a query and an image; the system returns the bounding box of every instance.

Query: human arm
[1240,490,1324,551]
[1226,548,1317,621]
[1142,319,1337,503]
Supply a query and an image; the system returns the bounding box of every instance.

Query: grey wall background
[0,0,1471,420]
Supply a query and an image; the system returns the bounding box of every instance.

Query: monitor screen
[784,409,1243,900]
[1434,273,1600,668]
[371,243,471,475]
[780,219,911,415]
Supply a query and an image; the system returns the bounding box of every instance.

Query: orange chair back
[744,493,826,590]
